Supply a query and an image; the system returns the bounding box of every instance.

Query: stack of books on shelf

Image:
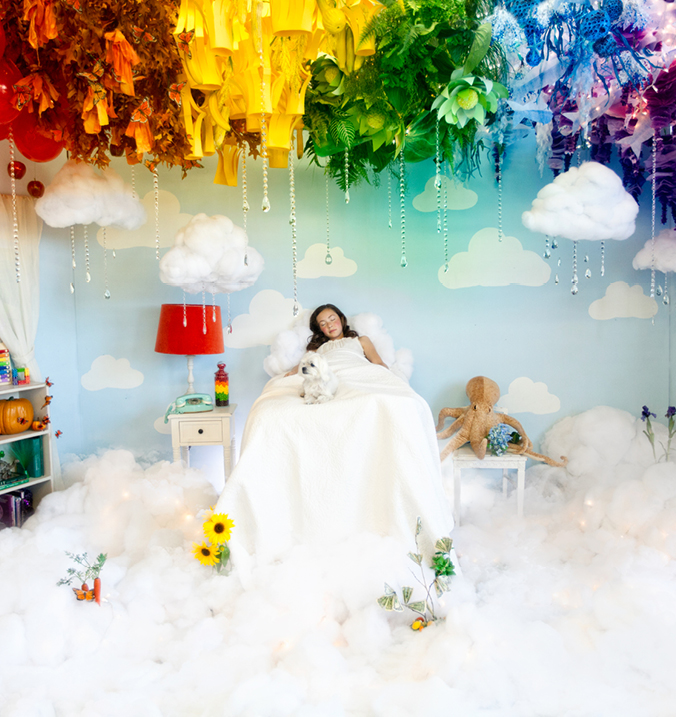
[0,488,34,529]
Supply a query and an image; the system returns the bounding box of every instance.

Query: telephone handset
[164,393,214,423]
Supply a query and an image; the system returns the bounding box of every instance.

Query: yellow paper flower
[203,513,235,544]
[193,542,220,566]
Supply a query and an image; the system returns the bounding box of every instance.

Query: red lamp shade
[155,304,225,355]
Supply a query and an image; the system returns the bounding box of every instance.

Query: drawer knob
[198,429,204,435]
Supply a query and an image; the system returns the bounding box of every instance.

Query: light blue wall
[0,135,673,474]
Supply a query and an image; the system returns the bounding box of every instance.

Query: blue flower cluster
[487,424,513,456]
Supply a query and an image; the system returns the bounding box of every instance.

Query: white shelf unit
[0,382,53,507]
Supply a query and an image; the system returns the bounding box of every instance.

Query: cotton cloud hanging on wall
[522,162,639,242]
[438,227,550,288]
[35,160,146,230]
[297,244,357,278]
[159,214,263,294]
[588,282,658,320]
[632,229,676,273]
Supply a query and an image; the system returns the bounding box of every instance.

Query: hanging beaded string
[584,252,591,279]
[442,177,449,272]
[241,144,249,265]
[201,284,207,335]
[69,225,76,294]
[435,119,442,236]
[344,147,350,204]
[571,241,579,295]
[83,225,91,282]
[153,168,160,260]
[211,292,216,322]
[103,227,111,299]
[600,240,605,277]
[227,293,233,333]
[664,271,670,306]
[255,2,270,212]
[399,147,407,267]
[387,169,392,229]
[496,149,504,242]
[289,138,299,316]
[8,129,20,282]
[130,165,137,198]
[650,137,657,299]
[543,235,551,259]
[325,173,332,265]
[555,256,560,285]
[182,290,187,327]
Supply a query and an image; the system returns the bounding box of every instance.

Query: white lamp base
[186,355,195,394]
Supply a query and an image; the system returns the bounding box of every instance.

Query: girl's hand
[359,336,388,368]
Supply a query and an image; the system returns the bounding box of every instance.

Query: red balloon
[13,110,64,162]
[27,180,45,198]
[0,121,10,141]
[0,25,6,59]
[7,161,26,179]
[0,58,21,125]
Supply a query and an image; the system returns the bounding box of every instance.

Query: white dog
[298,352,338,404]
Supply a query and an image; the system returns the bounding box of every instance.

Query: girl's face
[316,308,344,340]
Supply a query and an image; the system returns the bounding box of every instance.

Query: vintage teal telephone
[164,393,214,423]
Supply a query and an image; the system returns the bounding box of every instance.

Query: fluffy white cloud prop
[438,227,550,288]
[159,214,263,294]
[263,310,413,380]
[81,355,144,391]
[297,244,358,278]
[522,162,639,242]
[588,281,658,320]
[499,377,561,415]
[97,190,192,250]
[35,159,146,230]
[632,229,676,273]
[413,176,478,212]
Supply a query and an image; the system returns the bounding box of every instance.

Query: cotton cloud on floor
[2,408,676,715]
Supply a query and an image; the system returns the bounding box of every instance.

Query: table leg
[453,463,461,526]
[502,468,508,498]
[181,446,190,467]
[223,444,231,479]
[172,444,181,463]
[517,464,525,518]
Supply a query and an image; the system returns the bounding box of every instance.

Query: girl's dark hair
[306,304,358,351]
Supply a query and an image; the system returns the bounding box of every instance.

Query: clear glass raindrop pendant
[325,253,333,265]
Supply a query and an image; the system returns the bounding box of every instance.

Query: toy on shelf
[436,376,568,467]
[12,367,30,385]
[0,343,12,386]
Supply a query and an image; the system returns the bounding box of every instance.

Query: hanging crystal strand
[289,138,299,316]
[344,147,350,204]
[600,240,605,276]
[399,148,407,267]
[442,177,449,272]
[256,2,270,212]
[571,241,579,295]
[227,293,233,333]
[555,256,560,284]
[664,271,670,305]
[84,225,91,282]
[325,173,332,265]
[387,170,392,228]
[103,227,111,299]
[201,284,207,335]
[650,138,657,299]
[584,252,592,279]
[69,226,76,293]
[130,165,137,198]
[497,149,504,242]
[211,292,216,322]
[182,290,187,327]
[543,235,551,259]
[153,168,160,260]
[8,129,20,282]
[241,145,249,265]
[435,119,442,235]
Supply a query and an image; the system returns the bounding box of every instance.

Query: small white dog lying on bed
[298,352,338,404]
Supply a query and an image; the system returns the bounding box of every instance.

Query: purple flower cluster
[641,405,656,421]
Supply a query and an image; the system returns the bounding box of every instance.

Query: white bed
[215,334,453,564]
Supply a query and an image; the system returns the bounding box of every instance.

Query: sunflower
[193,542,220,567]
[203,513,235,544]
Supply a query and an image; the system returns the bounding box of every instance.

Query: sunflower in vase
[193,509,235,573]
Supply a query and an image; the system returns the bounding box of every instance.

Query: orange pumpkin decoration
[0,398,34,435]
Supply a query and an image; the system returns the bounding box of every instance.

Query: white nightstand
[451,445,528,525]
[167,405,237,477]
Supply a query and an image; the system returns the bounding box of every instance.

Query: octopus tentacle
[437,416,465,440]
[436,407,466,432]
[440,424,472,461]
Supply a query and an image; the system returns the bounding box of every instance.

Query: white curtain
[0,194,43,382]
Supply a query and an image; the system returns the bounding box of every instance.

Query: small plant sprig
[57,552,107,604]
[378,518,455,631]
[641,405,676,462]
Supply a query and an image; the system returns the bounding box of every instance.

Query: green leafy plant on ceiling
[303,0,508,190]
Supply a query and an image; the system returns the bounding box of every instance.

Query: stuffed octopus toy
[436,376,567,466]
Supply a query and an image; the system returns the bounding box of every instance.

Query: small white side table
[167,405,237,478]
[450,445,528,525]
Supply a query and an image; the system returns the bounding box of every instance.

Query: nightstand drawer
[178,420,223,444]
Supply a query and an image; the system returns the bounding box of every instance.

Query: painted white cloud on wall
[499,377,561,415]
[225,290,302,349]
[81,355,144,391]
[438,227,551,288]
[297,243,357,278]
[153,409,172,435]
[522,162,638,242]
[632,229,676,273]
[35,159,146,230]
[588,282,658,320]
[413,176,478,212]
[96,190,192,250]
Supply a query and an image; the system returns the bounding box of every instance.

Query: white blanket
[215,337,453,562]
